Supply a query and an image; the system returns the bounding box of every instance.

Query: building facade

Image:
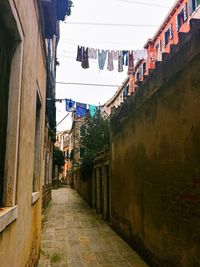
[0,1,46,266]
[110,0,200,260]
[92,150,111,221]
[68,116,85,188]
[0,0,71,266]
[55,130,70,184]
[139,0,200,78]
[102,77,130,116]
[42,0,73,208]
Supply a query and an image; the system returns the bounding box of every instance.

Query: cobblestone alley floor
[38,187,149,267]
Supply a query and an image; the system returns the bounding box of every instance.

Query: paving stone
[38,187,149,267]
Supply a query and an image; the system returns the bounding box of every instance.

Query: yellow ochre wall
[0,0,46,266]
[110,21,200,267]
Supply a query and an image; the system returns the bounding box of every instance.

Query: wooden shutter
[158,40,162,52]
[0,26,12,205]
[176,15,179,31]
[169,24,173,39]
[163,33,166,47]
[183,3,188,21]
[189,0,194,15]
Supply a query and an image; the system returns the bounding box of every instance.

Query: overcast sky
[56,0,175,131]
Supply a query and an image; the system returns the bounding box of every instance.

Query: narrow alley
[38,187,149,267]
[1,0,200,266]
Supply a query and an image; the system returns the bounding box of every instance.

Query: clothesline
[64,21,158,28]
[56,82,120,87]
[76,45,146,72]
[60,37,140,47]
[114,0,169,8]
[65,98,99,118]
[53,98,101,109]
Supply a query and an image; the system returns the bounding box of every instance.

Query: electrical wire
[55,112,70,128]
[56,82,120,87]
[60,38,139,47]
[113,0,170,8]
[63,22,158,28]
[57,55,75,59]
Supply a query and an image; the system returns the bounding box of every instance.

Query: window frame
[189,0,200,14]
[176,4,188,32]
[33,87,42,193]
[163,25,173,47]
[0,0,24,232]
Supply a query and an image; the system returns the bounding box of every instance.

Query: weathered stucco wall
[110,20,200,267]
[78,179,92,206]
[0,1,46,266]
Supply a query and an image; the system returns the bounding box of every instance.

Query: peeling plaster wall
[110,21,200,267]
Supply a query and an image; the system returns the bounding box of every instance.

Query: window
[176,3,188,31]
[189,0,200,14]
[142,62,146,74]
[123,84,129,99]
[0,0,23,229]
[163,25,173,47]
[156,42,160,53]
[155,40,162,61]
[0,24,13,206]
[33,90,42,192]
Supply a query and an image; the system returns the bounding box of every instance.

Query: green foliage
[79,154,93,181]
[53,147,65,168]
[80,109,110,154]
[69,149,74,161]
[49,128,56,142]
[66,1,73,16]
[79,109,110,180]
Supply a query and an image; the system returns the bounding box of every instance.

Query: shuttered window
[189,0,200,14]
[0,23,12,205]
[176,8,185,32]
[163,33,166,47]
[196,0,200,7]
[183,3,188,21]
[169,24,173,39]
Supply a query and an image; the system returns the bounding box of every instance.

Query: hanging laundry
[88,48,97,59]
[76,45,83,62]
[89,105,97,117]
[134,49,147,60]
[93,49,97,59]
[107,50,114,71]
[133,50,138,60]
[139,49,147,60]
[122,50,129,66]
[90,48,97,59]
[88,48,93,59]
[128,50,134,75]
[65,99,75,112]
[75,102,87,117]
[98,49,107,70]
[81,47,89,69]
[112,50,119,61]
[118,51,123,72]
